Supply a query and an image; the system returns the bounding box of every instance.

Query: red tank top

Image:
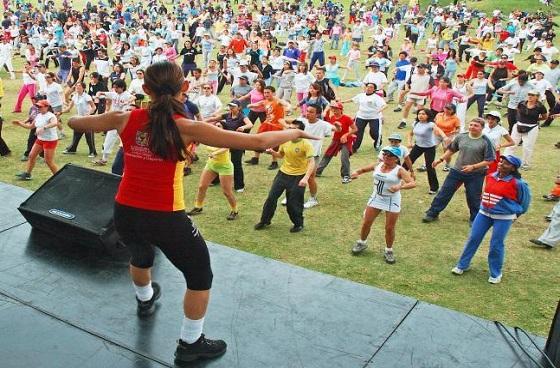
[115,109,186,211]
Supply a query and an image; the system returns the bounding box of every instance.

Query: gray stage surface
[0,182,546,367]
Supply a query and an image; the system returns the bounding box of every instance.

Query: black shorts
[114,203,213,291]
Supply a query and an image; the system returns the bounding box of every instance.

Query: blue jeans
[456,212,513,278]
[426,169,485,222]
[309,51,325,70]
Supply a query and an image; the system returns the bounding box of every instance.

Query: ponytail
[146,94,187,161]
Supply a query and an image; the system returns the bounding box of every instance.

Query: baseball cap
[382,146,402,158]
[528,89,540,96]
[239,60,249,66]
[485,110,501,120]
[368,61,380,67]
[388,133,402,141]
[35,100,50,107]
[228,100,242,107]
[329,101,343,110]
[551,59,559,65]
[500,155,521,169]
[238,75,249,81]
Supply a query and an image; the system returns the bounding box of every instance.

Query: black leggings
[409,145,439,192]
[247,110,267,129]
[114,203,213,291]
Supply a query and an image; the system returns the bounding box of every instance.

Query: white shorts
[366,193,402,213]
[406,95,426,105]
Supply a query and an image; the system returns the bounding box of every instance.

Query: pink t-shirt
[249,89,265,112]
[417,87,464,112]
[347,49,361,63]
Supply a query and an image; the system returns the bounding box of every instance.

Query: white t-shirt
[352,93,386,120]
[293,72,315,93]
[301,118,332,156]
[195,94,223,118]
[542,46,559,62]
[483,124,509,149]
[34,111,58,141]
[45,82,63,107]
[362,72,388,90]
[105,91,133,111]
[93,58,112,78]
[72,93,93,116]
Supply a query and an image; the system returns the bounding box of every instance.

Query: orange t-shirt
[115,109,186,211]
[263,99,285,129]
[435,112,461,136]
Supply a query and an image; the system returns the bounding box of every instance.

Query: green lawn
[1,0,559,336]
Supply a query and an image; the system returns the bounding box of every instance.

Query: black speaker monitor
[18,164,121,251]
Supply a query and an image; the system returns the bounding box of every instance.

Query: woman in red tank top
[68,62,317,365]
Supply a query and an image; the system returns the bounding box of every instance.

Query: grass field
[0,0,559,336]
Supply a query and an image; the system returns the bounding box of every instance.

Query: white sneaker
[281,197,287,206]
[235,188,245,193]
[451,266,464,275]
[488,275,502,284]
[303,197,319,209]
[352,240,368,254]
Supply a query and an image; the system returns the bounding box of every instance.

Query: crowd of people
[0,0,558,363]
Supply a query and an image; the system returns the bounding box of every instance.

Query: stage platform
[0,182,547,368]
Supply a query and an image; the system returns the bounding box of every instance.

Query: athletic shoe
[521,164,530,171]
[289,225,304,233]
[384,249,396,264]
[88,153,97,158]
[397,121,406,129]
[488,275,502,284]
[20,155,28,162]
[267,161,279,170]
[226,211,238,221]
[244,157,258,165]
[174,335,227,364]
[303,197,319,209]
[235,188,245,193]
[341,176,352,184]
[546,215,552,222]
[183,167,192,176]
[529,239,553,248]
[136,282,161,317]
[422,215,438,223]
[92,159,107,166]
[351,240,368,254]
[15,172,32,181]
[187,207,203,216]
[555,142,560,149]
[442,164,450,172]
[254,222,270,230]
[192,154,199,162]
[393,106,403,112]
[281,197,287,206]
[62,149,76,154]
[542,194,559,201]
[451,266,464,275]
[428,190,438,195]
[417,165,427,172]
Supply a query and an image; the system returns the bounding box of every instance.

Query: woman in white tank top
[349,146,416,264]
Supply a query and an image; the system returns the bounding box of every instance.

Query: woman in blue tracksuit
[451,155,531,284]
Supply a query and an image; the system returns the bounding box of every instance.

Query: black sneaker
[397,121,406,129]
[254,222,270,230]
[290,225,304,233]
[62,149,76,154]
[422,215,438,223]
[192,154,199,162]
[183,167,192,176]
[267,161,279,170]
[244,157,259,165]
[174,335,227,364]
[136,282,161,317]
[226,211,238,220]
[393,106,403,112]
[417,165,427,172]
[15,172,32,180]
[187,207,203,216]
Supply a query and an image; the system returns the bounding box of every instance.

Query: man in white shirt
[362,62,388,92]
[230,60,258,87]
[398,64,432,129]
[542,40,559,62]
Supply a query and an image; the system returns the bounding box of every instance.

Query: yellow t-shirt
[206,146,231,165]
[279,139,314,176]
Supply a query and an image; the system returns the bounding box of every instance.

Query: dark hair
[306,104,322,115]
[264,85,276,93]
[415,108,433,122]
[112,79,127,89]
[144,62,188,161]
[291,120,305,130]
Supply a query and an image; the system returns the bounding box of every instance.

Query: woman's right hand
[350,171,360,179]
